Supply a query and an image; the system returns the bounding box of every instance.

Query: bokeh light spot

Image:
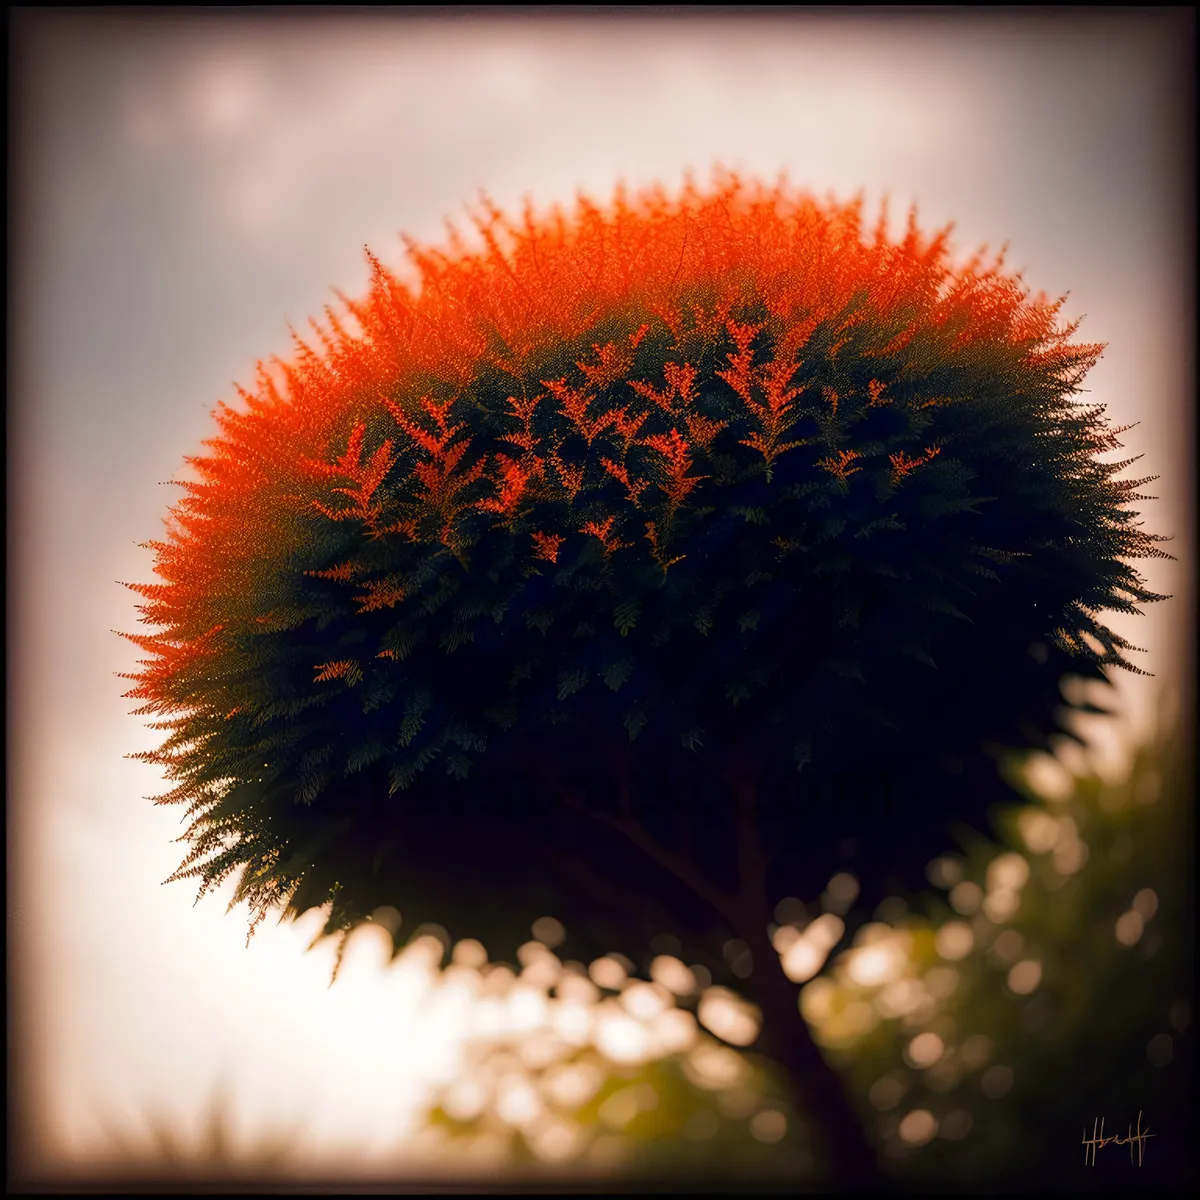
[800,978,837,1023]
[598,1084,649,1129]
[556,973,600,1005]
[369,906,402,938]
[1053,836,1089,876]
[904,1032,945,1069]
[1115,909,1145,947]
[981,1064,1014,1099]
[983,887,1020,923]
[869,1073,907,1111]
[593,1008,651,1064]
[749,1108,788,1144]
[926,856,964,888]
[620,981,670,1022]
[442,1078,487,1123]
[960,1034,994,1069]
[949,881,983,915]
[772,924,803,954]
[781,936,827,984]
[649,955,695,997]
[935,921,974,961]
[1018,810,1061,855]
[697,987,761,1047]
[452,938,488,969]
[588,956,628,991]
[923,967,959,1000]
[898,1108,938,1146]
[1007,960,1042,996]
[990,929,1024,964]
[651,1007,698,1055]
[541,1060,604,1110]
[939,1109,973,1140]
[530,1114,582,1162]
[683,1043,747,1090]
[823,872,860,914]
[495,1073,543,1129]
[845,940,904,987]
[1023,753,1074,801]
[875,978,924,1019]
[531,916,566,949]
[1146,1033,1173,1068]
[987,853,1030,891]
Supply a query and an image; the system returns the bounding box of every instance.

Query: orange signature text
[1082,1112,1155,1167]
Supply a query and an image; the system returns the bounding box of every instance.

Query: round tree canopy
[120,171,1169,973]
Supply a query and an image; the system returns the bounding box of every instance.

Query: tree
[118,170,1168,1189]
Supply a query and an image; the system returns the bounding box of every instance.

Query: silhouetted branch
[535,763,740,929]
[726,766,770,922]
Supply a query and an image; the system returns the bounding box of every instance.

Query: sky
[9,7,1194,1183]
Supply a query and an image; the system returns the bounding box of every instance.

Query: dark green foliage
[121,182,1170,985]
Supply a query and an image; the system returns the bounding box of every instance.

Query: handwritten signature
[1082,1112,1155,1166]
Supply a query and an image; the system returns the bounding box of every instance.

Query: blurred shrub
[422,691,1193,1190]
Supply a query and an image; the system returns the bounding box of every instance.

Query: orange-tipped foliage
[119,169,1169,953]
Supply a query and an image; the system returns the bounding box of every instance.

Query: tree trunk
[551,758,889,1189]
[734,913,889,1192]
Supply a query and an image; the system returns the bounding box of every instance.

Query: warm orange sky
[10,9,1193,1183]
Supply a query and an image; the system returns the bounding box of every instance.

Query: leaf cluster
[118,172,1170,964]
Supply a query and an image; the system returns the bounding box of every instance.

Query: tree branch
[614,750,635,815]
[723,754,771,930]
[552,846,669,937]
[534,763,741,930]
